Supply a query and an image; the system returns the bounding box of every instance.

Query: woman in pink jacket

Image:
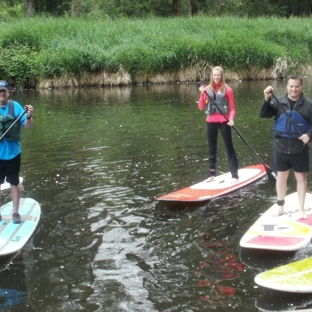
[198,66,239,182]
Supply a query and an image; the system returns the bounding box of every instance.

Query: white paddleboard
[0,198,40,256]
[255,257,312,293]
[240,192,312,251]
[0,177,23,191]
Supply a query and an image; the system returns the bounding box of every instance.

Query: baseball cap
[0,80,9,91]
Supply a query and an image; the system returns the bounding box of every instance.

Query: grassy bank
[0,16,312,88]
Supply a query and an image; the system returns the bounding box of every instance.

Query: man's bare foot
[272,206,284,217]
[299,210,308,219]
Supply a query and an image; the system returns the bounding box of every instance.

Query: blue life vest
[274,110,310,139]
[0,100,21,142]
[207,87,228,115]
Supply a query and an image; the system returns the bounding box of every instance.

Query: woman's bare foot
[205,176,214,183]
[299,210,308,219]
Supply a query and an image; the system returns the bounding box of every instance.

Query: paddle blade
[265,165,277,188]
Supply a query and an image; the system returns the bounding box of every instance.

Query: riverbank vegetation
[6,0,312,19]
[0,16,312,89]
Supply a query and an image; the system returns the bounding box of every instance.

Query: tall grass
[0,16,311,87]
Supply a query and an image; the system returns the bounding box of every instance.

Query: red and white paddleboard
[155,164,266,202]
[240,192,312,251]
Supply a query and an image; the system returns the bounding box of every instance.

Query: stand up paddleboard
[255,257,312,293]
[156,164,266,202]
[0,198,40,256]
[240,192,312,251]
[0,177,23,191]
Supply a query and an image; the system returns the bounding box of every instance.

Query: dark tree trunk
[24,0,33,16]
[173,0,183,16]
[71,0,81,17]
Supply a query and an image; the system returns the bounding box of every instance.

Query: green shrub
[265,29,312,62]
[0,3,25,20]
[0,44,37,88]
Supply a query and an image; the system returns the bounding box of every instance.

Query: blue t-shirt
[0,101,26,160]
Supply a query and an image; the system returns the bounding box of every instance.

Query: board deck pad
[156,164,266,202]
[0,198,40,256]
[240,192,312,251]
[255,257,312,293]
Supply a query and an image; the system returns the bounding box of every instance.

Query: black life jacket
[0,100,21,142]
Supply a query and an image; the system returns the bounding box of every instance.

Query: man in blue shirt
[0,80,34,223]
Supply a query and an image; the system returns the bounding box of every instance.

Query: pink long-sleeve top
[198,83,236,123]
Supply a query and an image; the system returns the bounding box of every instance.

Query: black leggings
[207,122,239,179]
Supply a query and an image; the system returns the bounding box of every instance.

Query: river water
[1,79,312,311]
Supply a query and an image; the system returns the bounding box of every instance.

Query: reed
[0,16,311,87]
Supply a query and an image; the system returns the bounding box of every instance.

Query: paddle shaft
[0,107,28,141]
[271,92,312,150]
[203,89,277,185]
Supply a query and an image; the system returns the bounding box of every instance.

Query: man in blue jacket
[260,74,312,219]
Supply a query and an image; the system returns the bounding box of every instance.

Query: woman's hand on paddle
[228,120,234,127]
[199,86,205,93]
[264,86,273,101]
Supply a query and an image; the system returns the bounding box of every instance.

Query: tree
[24,0,33,16]
[71,0,81,17]
[173,0,182,15]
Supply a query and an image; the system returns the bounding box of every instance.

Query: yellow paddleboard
[255,257,312,293]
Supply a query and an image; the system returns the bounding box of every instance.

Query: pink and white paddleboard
[240,192,312,251]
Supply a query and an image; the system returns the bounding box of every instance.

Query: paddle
[270,92,312,150]
[201,88,277,187]
[0,107,28,141]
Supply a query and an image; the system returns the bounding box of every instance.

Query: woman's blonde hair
[209,66,226,92]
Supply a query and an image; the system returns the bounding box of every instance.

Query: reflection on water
[1,80,312,311]
[0,251,29,311]
[256,290,312,311]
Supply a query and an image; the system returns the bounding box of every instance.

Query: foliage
[0,44,38,88]
[0,16,312,87]
[0,2,25,19]
[2,0,312,18]
[0,28,40,50]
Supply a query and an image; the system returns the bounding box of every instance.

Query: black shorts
[273,149,309,172]
[0,153,21,186]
